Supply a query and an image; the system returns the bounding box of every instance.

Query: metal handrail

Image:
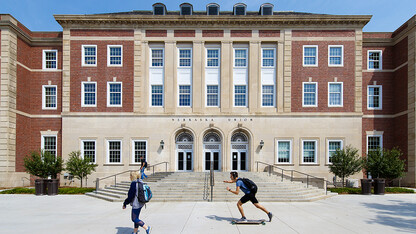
[21,177,30,187]
[255,161,332,194]
[147,161,169,175]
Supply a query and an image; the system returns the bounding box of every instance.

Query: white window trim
[107,140,123,164]
[131,140,148,164]
[303,45,318,67]
[178,85,192,107]
[178,48,193,68]
[180,4,193,15]
[327,140,343,164]
[328,82,343,107]
[328,45,344,67]
[150,48,165,68]
[233,85,247,107]
[261,85,275,107]
[367,50,383,70]
[233,4,247,15]
[107,45,123,67]
[42,85,57,110]
[206,85,220,107]
[81,139,96,164]
[302,82,318,107]
[276,140,292,164]
[233,48,248,68]
[150,84,164,107]
[153,4,165,15]
[366,134,383,154]
[261,48,276,68]
[81,82,97,107]
[82,45,97,67]
[107,82,123,107]
[42,49,58,70]
[367,85,383,110]
[260,3,274,16]
[206,48,221,68]
[206,3,220,15]
[301,140,318,164]
[41,134,57,158]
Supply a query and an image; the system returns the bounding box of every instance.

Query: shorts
[240,192,259,204]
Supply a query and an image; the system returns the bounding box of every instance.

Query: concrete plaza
[0,194,415,233]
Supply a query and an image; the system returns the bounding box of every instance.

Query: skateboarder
[123,171,152,234]
[224,171,273,222]
[140,157,148,180]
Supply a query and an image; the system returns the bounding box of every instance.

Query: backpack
[238,178,258,194]
[136,181,152,203]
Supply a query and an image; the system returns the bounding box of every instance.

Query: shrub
[65,151,98,187]
[328,146,363,187]
[364,147,406,181]
[0,187,94,194]
[23,150,64,179]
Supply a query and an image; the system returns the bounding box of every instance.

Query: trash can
[373,178,385,195]
[47,179,59,196]
[361,179,372,195]
[35,179,46,196]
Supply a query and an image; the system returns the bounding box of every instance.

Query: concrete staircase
[86,172,337,202]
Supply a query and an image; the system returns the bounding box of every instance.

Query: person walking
[140,157,148,180]
[123,171,151,234]
[223,171,273,222]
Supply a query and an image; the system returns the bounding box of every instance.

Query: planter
[35,179,47,195]
[47,179,59,196]
[360,179,372,195]
[373,178,385,195]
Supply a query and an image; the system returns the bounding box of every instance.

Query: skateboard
[231,219,266,225]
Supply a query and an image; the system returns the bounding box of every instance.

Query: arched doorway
[203,132,221,171]
[231,132,248,171]
[176,132,194,171]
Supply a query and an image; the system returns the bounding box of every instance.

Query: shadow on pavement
[115,227,134,234]
[362,199,416,232]
[206,215,235,222]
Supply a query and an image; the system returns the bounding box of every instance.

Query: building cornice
[54,14,372,29]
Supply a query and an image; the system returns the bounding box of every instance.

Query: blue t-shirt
[236,178,250,194]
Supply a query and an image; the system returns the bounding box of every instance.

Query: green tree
[65,151,98,187]
[364,147,406,182]
[23,150,64,179]
[328,146,363,187]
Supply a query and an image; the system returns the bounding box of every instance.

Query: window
[234,85,247,107]
[328,140,343,164]
[133,140,147,164]
[277,140,291,163]
[151,85,163,106]
[179,49,192,67]
[260,3,273,15]
[82,45,97,66]
[107,140,122,163]
[303,82,317,107]
[43,50,57,69]
[262,85,274,107]
[42,85,57,110]
[262,49,275,67]
[367,135,382,153]
[82,140,96,163]
[328,83,343,107]
[42,135,57,157]
[207,49,220,67]
[107,82,122,107]
[82,82,97,107]
[179,85,191,107]
[107,45,122,66]
[368,50,382,70]
[234,3,246,15]
[153,4,165,15]
[180,4,192,15]
[328,45,343,66]
[303,45,318,66]
[207,4,219,15]
[302,140,317,164]
[234,49,247,67]
[367,85,382,110]
[151,49,164,67]
[207,85,219,107]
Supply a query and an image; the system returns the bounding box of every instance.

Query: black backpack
[136,181,152,203]
[238,178,258,194]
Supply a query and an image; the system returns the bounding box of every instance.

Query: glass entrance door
[232,150,247,171]
[177,149,193,171]
[205,151,220,171]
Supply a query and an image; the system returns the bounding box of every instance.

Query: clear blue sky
[1,0,415,32]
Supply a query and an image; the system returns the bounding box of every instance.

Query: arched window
[176,132,194,143]
[233,3,246,16]
[207,3,219,16]
[153,3,166,15]
[180,3,193,16]
[260,3,274,16]
[231,132,248,143]
[204,132,221,143]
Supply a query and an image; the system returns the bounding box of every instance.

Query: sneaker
[268,212,273,222]
[240,217,247,222]
[146,226,151,234]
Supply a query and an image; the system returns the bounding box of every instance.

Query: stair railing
[147,161,169,175]
[255,161,332,194]
[95,170,136,193]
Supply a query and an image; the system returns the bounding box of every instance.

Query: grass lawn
[0,187,95,194]
[328,187,415,194]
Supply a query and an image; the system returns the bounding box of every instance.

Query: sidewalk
[0,194,415,234]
